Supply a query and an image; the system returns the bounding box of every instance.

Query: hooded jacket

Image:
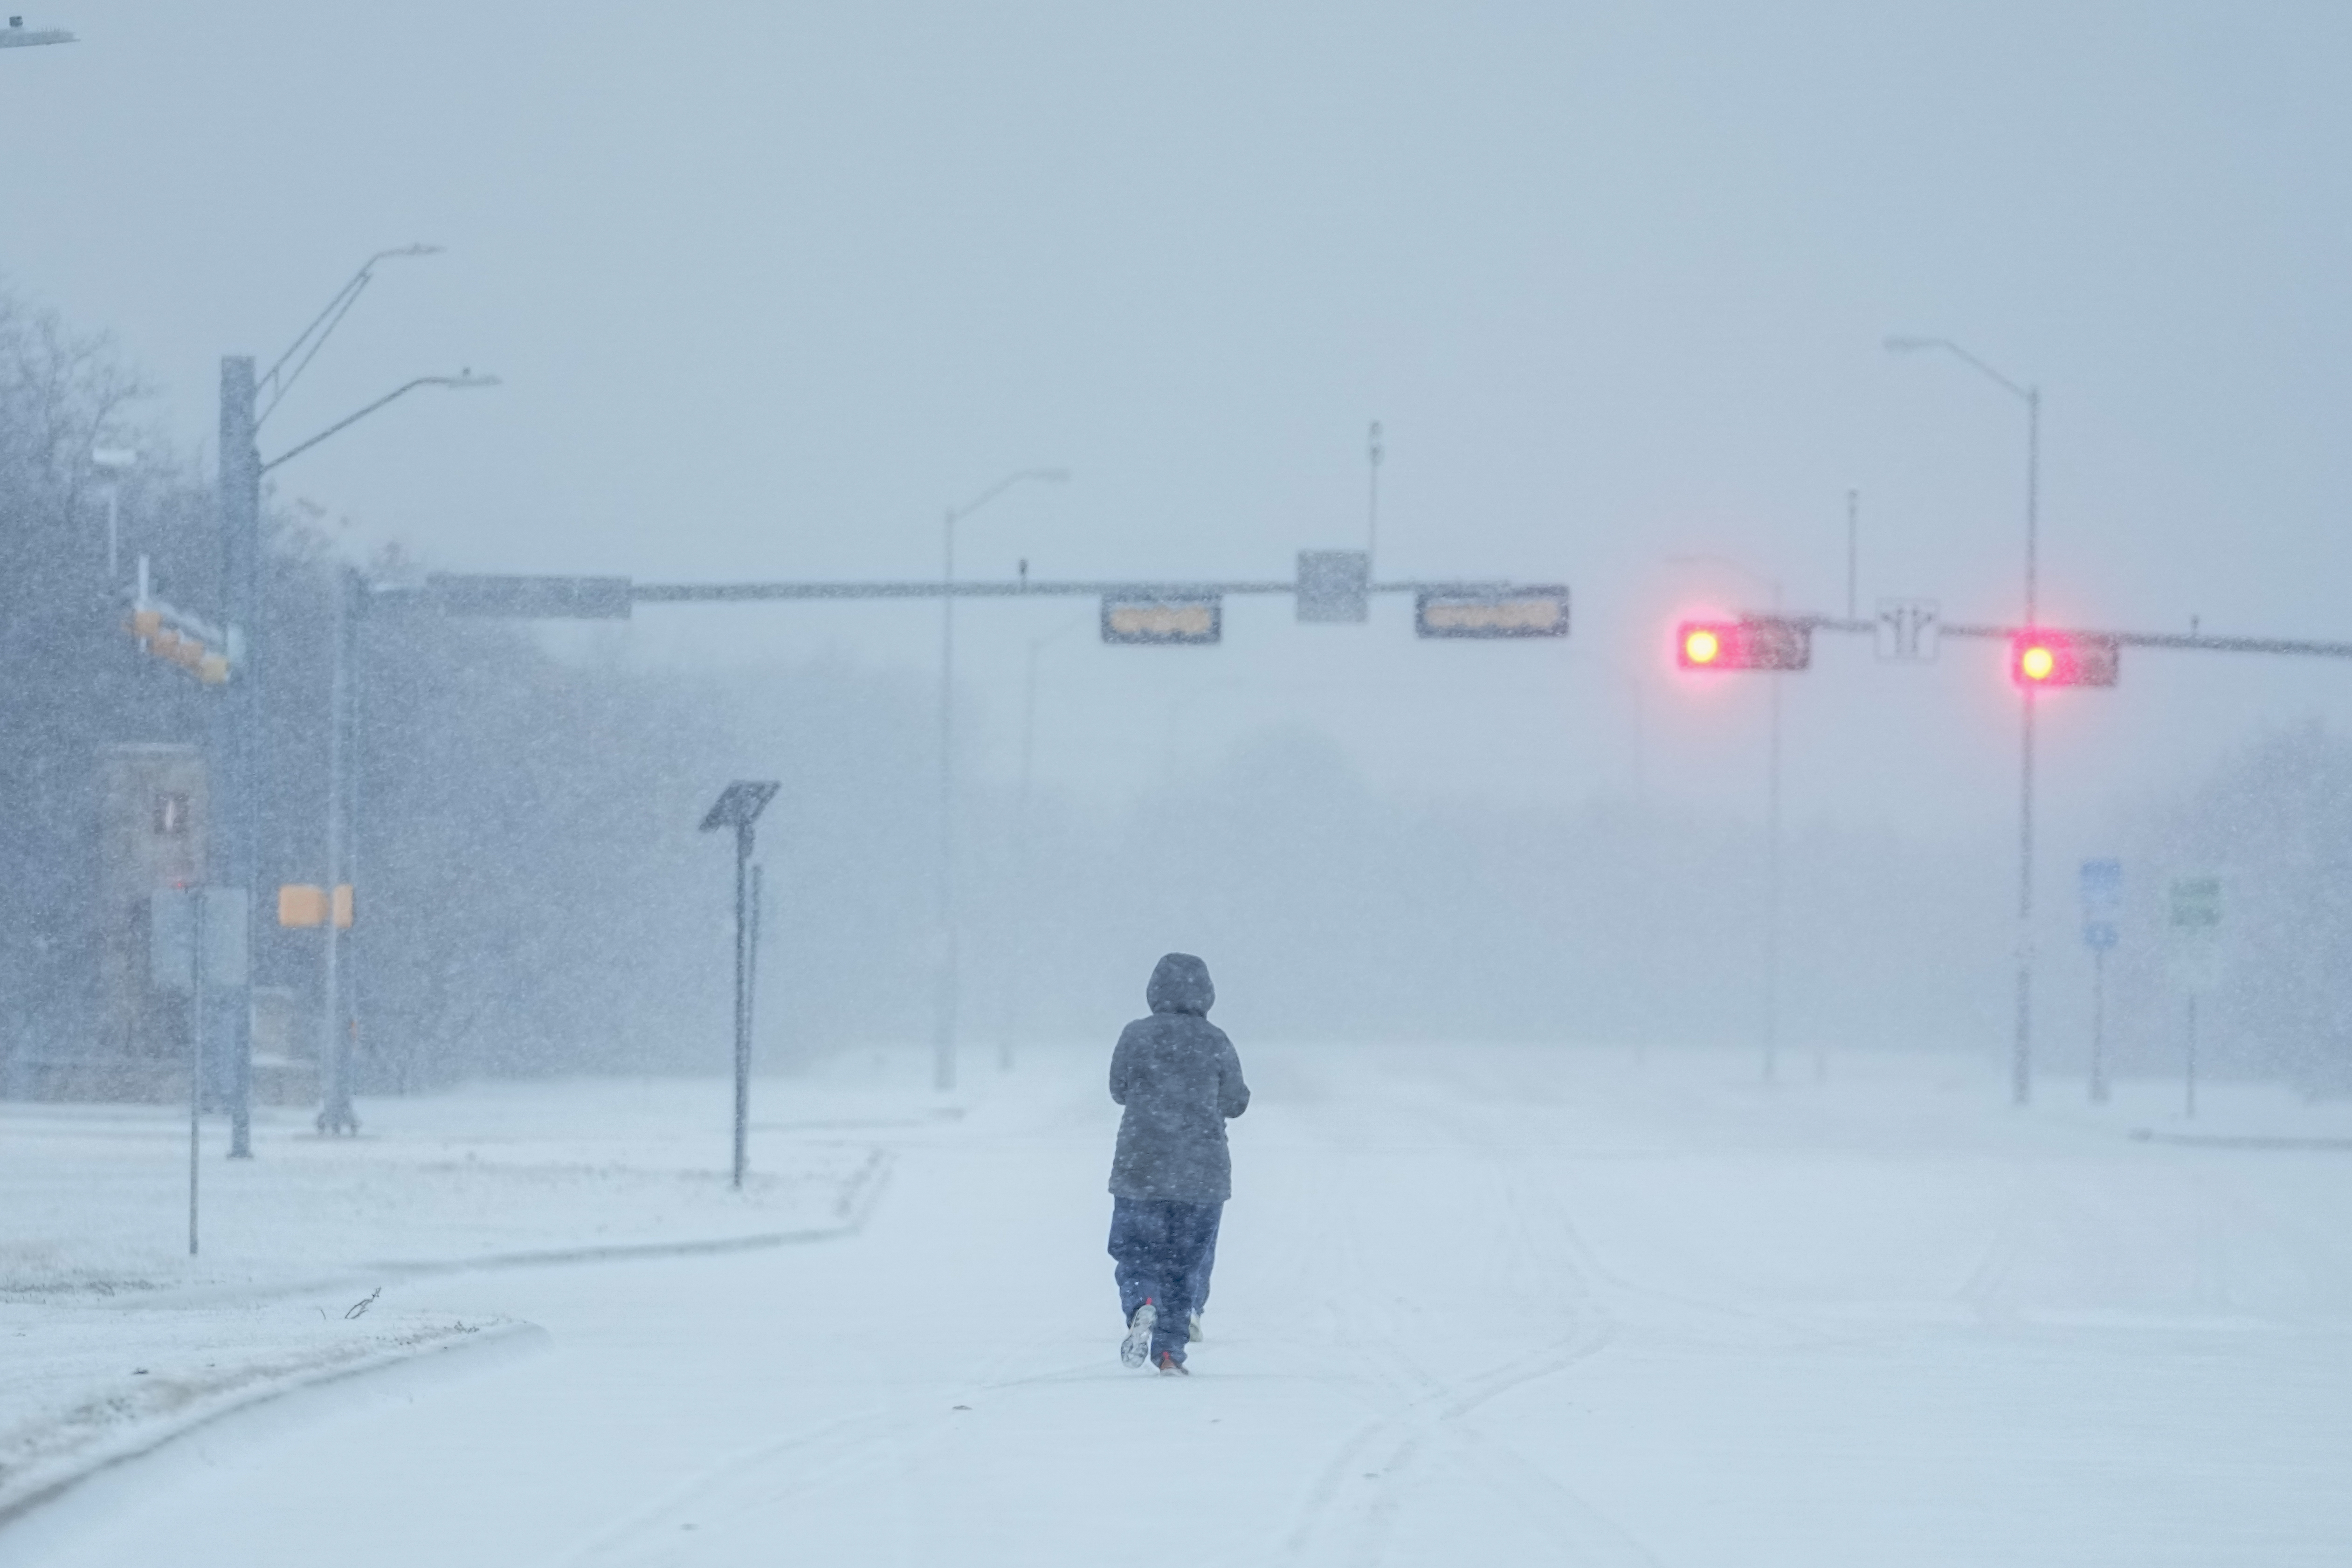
[1107,953,1251,1203]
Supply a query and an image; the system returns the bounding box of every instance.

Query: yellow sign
[1415,589,1570,639]
[1102,597,1221,645]
[278,884,355,929]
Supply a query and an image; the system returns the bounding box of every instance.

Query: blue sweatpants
[1108,1197,1222,1365]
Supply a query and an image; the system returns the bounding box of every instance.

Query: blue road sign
[2080,859,2122,951]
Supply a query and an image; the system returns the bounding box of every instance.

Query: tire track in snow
[548,1410,904,1567]
[1278,1075,1648,1566]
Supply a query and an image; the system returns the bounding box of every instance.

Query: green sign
[2169,876,2221,930]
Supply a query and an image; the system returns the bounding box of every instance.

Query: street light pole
[1007,615,1087,1071]
[317,569,358,1135]
[1885,335,2042,1105]
[935,468,1068,1093]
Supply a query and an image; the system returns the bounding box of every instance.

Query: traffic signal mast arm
[1682,610,2352,679]
[630,576,1511,603]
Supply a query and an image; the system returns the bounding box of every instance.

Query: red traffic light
[2009,631,2119,688]
[1676,618,1810,671]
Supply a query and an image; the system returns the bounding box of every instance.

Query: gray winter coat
[1108,954,1250,1204]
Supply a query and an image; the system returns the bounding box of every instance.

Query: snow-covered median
[0,1074,897,1521]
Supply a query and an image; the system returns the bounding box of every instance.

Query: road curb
[121,1146,897,1310]
[0,1318,547,1546]
[368,1145,896,1275]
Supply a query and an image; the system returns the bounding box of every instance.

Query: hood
[1145,952,1214,1016]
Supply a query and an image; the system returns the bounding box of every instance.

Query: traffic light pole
[2015,384,2041,1108]
[1696,604,2352,1106]
[2015,688,2036,1107]
[216,359,260,1159]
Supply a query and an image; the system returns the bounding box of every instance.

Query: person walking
[1108,952,1249,1375]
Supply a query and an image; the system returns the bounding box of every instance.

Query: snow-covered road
[11,1045,2352,1567]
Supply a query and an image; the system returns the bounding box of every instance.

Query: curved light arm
[261,373,497,474]
[949,467,1070,526]
[257,244,445,426]
[1882,335,2032,404]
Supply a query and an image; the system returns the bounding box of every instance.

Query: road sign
[1875,598,1941,662]
[278,883,354,929]
[2079,859,2121,950]
[429,573,634,619]
[700,782,780,833]
[1296,551,1369,623]
[2169,876,2221,930]
[150,887,250,992]
[2168,875,2222,995]
[1414,587,1569,640]
[1101,595,1221,645]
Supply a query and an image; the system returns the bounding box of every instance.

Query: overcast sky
[7,2,2352,861]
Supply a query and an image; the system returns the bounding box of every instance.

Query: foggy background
[6,2,2352,1089]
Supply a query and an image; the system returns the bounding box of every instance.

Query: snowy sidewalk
[0,1074,901,1522]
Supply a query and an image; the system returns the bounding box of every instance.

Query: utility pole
[216,359,260,1159]
[1367,421,1385,570]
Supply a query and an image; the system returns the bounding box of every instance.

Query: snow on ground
[6,1043,2352,1566]
[0,1074,892,1521]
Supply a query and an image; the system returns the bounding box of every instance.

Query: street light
[937,467,1069,1092]
[206,244,484,1156]
[257,245,446,428]
[1885,333,2042,1106]
[262,372,499,474]
[1671,552,1786,1083]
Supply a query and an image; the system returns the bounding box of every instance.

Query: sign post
[152,886,250,1254]
[2079,860,2122,1104]
[700,783,779,1189]
[2169,876,2222,1118]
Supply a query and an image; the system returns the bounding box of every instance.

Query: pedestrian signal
[1676,618,1810,671]
[2010,632,2118,688]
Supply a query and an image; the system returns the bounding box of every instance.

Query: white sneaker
[1187,1313,1203,1344]
[1120,1302,1156,1369]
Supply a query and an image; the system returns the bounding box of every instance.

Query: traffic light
[2009,631,2118,688]
[1676,617,1811,671]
